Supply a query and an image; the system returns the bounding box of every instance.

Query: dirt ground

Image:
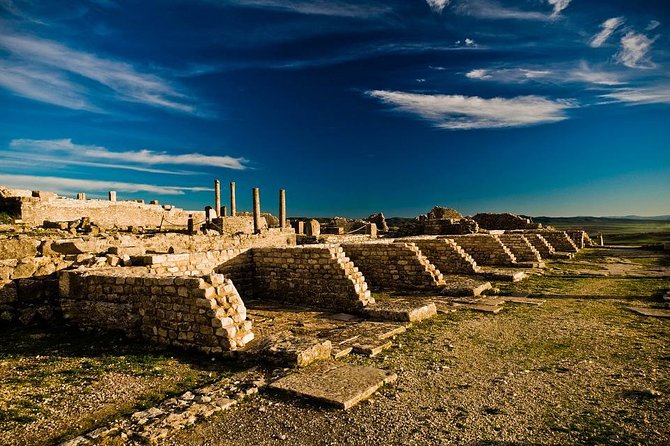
[1,247,669,446]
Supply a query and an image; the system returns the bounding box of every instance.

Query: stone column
[76,193,86,200]
[108,191,117,202]
[252,187,261,234]
[214,179,221,218]
[230,182,236,217]
[279,189,286,229]
[221,205,227,217]
[187,214,194,234]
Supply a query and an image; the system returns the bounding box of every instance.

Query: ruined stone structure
[441,234,517,266]
[399,238,481,274]
[342,242,444,291]
[472,213,541,230]
[60,271,253,352]
[252,245,372,312]
[522,233,555,258]
[422,218,478,235]
[497,234,542,263]
[531,230,579,253]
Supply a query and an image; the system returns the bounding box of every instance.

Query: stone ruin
[0,185,595,413]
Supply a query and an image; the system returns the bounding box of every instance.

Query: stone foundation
[342,242,444,291]
[498,234,542,262]
[59,270,253,352]
[398,238,481,274]
[442,235,517,267]
[252,245,373,312]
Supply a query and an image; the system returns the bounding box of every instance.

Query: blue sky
[0,0,668,217]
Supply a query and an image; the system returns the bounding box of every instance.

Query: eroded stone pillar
[76,193,86,200]
[279,189,286,229]
[230,182,236,217]
[253,187,261,234]
[108,191,116,202]
[214,179,221,218]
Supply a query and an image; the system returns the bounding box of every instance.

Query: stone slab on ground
[450,302,504,314]
[497,296,546,306]
[252,335,333,367]
[269,362,397,410]
[351,339,393,357]
[550,252,574,259]
[478,268,528,282]
[626,307,670,318]
[441,276,492,296]
[363,298,437,323]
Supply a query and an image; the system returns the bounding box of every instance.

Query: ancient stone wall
[471,213,541,230]
[59,270,253,352]
[9,195,205,229]
[498,234,542,262]
[523,233,555,258]
[533,231,579,253]
[342,242,444,291]
[422,218,478,235]
[565,230,588,249]
[252,245,373,312]
[398,238,480,274]
[442,235,517,267]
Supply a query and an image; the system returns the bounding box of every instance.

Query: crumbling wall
[442,235,517,267]
[12,196,205,229]
[252,245,373,312]
[342,242,444,291]
[498,234,542,262]
[422,218,479,235]
[523,233,555,258]
[565,230,588,249]
[399,238,480,274]
[59,270,253,352]
[471,213,541,230]
[534,231,579,253]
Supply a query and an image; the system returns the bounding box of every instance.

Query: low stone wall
[523,234,555,258]
[399,238,480,274]
[59,270,253,352]
[423,218,478,235]
[533,231,579,253]
[471,213,541,230]
[252,245,373,312]
[498,234,542,262]
[342,242,444,291]
[442,235,517,267]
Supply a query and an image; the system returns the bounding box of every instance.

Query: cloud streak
[590,17,624,48]
[366,90,574,129]
[600,84,670,105]
[455,0,569,21]
[0,174,212,196]
[8,139,249,170]
[465,62,624,86]
[221,0,391,18]
[0,32,196,113]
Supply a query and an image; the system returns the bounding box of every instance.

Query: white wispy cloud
[0,61,95,111]
[646,20,660,31]
[426,0,449,13]
[616,31,657,69]
[455,0,568,21]
[0,32,196,113]
[569,62,624,85]
[0,174,212,196]
[221,0,391,18]
[547,0,570,18]
[600,84,670,105]
[590,17,624,48]
[8,139,249,170]
[366,90,574,129]
[465,68,551,82]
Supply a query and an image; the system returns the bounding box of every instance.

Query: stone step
[269,361,397,410]
[352,339,393,357]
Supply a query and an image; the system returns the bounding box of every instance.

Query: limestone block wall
[423,218,478,235]
[342,242,444,291]
[535,231,579,253]
[59,270,253,352]
[399,238,480,274]
[137,228,295,253]
[524,234,555,258]
[12,196,206,229]
[252,245,373,312]
[498,234,542,262]
[132,249,255,299]
[442,235,517,267]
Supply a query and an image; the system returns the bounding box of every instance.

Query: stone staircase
[331,246,373,306]
[405,242,445,285]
